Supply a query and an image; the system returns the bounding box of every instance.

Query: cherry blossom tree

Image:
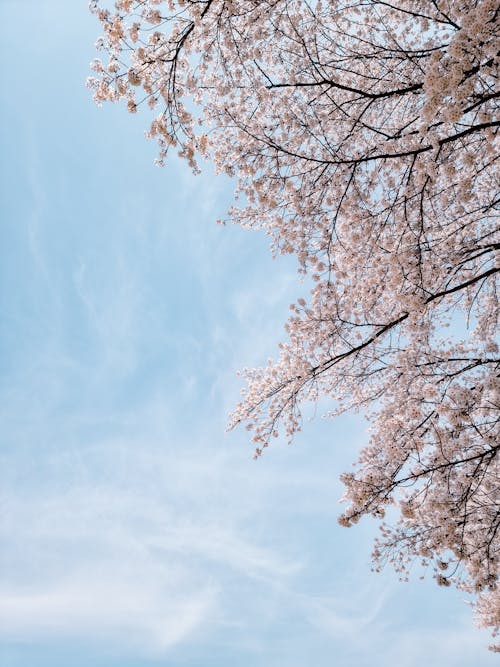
[88,0,499,648]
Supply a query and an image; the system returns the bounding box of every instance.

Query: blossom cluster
[89,0,499,647]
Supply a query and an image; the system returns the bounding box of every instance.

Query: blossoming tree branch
[89,0,500,648]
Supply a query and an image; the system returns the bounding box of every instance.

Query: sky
[0,2,497,666]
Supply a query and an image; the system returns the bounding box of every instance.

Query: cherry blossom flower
[89,0,499,648]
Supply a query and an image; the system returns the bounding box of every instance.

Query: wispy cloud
[0,582,215,655]
[0,422,304,656]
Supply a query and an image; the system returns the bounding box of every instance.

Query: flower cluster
[89,0,499,647]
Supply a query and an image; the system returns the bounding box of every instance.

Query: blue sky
[0,2,497,666]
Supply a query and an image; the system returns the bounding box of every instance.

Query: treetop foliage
[89,0,500,649]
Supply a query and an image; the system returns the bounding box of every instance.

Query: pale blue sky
[0,2,497,666]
